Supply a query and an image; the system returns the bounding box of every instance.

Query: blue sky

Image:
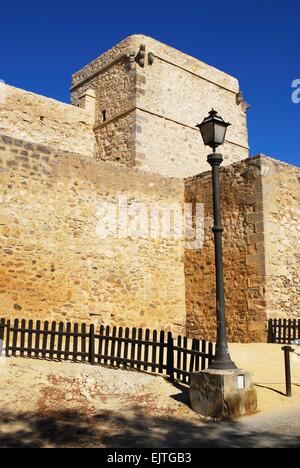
[0,0,299,166]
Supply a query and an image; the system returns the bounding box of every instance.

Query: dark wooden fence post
[208,342,214,367]
[268,319,274,343]
[167,331,174,382]
[5,319,11,357]
[0,318,5,357]
[282,345,293,397]
[12,318,18,357]
[159,331,165,375]
[89,324,95,365]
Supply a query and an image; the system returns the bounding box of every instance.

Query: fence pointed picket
[12,319,19,357]
[208,342,214,366]
[20,319,26,357]
[194,339,200,372]
[42,321,49,359]
[64,322,71,361]
[0,318,5,357]
[292,319,297,341]
[103,326,110,366]
[268,319,274,343]
[274,319,278,343]
[176,335,182,380]
[183,336,188,383]
[159,331,165,375]
[288,319,292,344]
[98,325,105,364]
[73,323,79,362]
[137,328,143,370]
[116,327,123,368]
[110,326,117,367]
[5,319,11,357]
[283,319,287,345]
[189,338,196,374]
[57,322,64,361]
[89,324,95,365]
[123,327,130,369]
[49,321,56,360]
[278,319,283,344]
[151,330,158,373]
[28,320,33,358]
[35,320,41,358]
[143,329,150,371]
[130,328,137,369]
[201,340,207,370]
[81,323,87,362]
[167,332,174,382]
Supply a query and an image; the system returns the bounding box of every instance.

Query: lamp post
[196,109,237,371]
[189,110,257,419]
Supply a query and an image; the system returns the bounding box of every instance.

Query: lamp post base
[189,369,257,420]
[209,358,238,371]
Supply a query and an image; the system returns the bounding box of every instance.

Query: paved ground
[228,410,300,448]
[0,401,299,448]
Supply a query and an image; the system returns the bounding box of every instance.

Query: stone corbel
[236,91,251,112]
[148,52,155,65]
[127,53,136,70]
[135,44,146,67]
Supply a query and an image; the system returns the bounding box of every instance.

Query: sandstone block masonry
[0,134,186,334]
[71,35,250,178]
[185,156,300,342]
[0,84,96,157]
[261,158,300,320]
[0,35,299,342]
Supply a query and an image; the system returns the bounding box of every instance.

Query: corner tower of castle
[71,35,250,178]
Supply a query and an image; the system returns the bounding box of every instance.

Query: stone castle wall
[71,35,249,178]
[0,35,298,342]
[184,156,267,343]
[134,36,249,177]
[184,155,300,342]
[0,84,96,157]
[0,134,186,334]
[261,158,300,320]
[71,54,136,166]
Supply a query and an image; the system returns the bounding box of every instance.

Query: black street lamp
[197,109,237,371]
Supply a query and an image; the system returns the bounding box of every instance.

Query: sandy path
[0,343,299,447]
[229,343,300,413]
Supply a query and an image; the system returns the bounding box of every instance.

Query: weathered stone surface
[0,35,298,342]
[0,135,186,334]
[0,85,96,157]
[189,369,258,419]
[184,156,267,342]
[71,35,249,178]
[184,155,300,341]
[261,158,300,321]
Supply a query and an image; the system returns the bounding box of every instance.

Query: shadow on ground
[0,408,299,448]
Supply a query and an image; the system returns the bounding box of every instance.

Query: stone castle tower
[0,35,299,342]
[71,35,249,178]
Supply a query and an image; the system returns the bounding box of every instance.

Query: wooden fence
[268,319,300,345]
[0,318,214,384]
